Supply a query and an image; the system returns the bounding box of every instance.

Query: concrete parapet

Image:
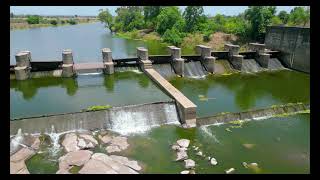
[173,58,184,76]
[62,64,75,77]
[249,43,266,54]
[14,66,30,80]
[144,68,197,127]
[257,53,271,68]
[230,55,244,70]
[200,46,212,59]
[137,47,148,60]
[62,49,74,65]
[103,62,114,74]
[15,52,30,67]
[195,45,206,55]
[20,51,32,67]
[168,46,181,59]
[102,48,112,63]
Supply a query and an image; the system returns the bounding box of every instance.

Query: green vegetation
[26,15,42,24]
[98,6,309,48]
[86,105,112,111]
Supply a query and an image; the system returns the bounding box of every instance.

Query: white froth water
[200,126,220,144]
[77,72,103,76]
[108,103,180,135]
[10,128,25,154]
[46,125,62,157]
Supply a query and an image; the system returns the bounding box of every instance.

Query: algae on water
[86,105,112,111]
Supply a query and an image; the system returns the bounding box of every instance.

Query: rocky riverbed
[10,129,142,174]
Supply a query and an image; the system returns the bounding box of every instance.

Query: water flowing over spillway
[115,66,142,73]
[268,58,286,70]
[153,64,175,79]
[184,61,208,78]
[107,102,180,135]
[241,59,264,73]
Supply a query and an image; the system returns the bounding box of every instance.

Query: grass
[86,105,112,111]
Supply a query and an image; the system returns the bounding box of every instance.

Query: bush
[61,20,65,24]
[26,15,41,24]
[50,19,58,26]
[67,19,77,25]
[162,28,183,46]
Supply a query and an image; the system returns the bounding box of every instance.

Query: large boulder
[98,134,112,144]
[109,155,142,171]
[10,147,35,174]
[177,139,190,148]
[184,159,195,169]
[57,150,92,173]
[105,136,130,153]
[61,133,80,153]
[175,150,188,161]
[91,153,138,174]
[79,159,118,174]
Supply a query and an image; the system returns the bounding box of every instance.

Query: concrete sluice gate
[10,101,180,136]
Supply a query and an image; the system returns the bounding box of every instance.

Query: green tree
[183,6,205,32]
[50,19,58,26]
[288,7,310,26]
[114,6,144,32]
[98,9,114,33]
[278,10,289,24]
[26,15,42,24]
[244,6,277,40]
[156,7,183,35]
[271,16,283,26]
[162,28,183,46]
[143,6,164,29]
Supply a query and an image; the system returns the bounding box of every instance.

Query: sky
[10,6,299,16]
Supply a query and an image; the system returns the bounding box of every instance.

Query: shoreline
[10,21,98,31]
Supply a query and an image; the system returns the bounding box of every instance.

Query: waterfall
[153,64,175,79]
[115,66,142,74]
[107,102,180,135]
[10,128,25,155]
[268,58,286,70]
[241,59,263,73]
[46,125,62,157]
[184,61,207,78]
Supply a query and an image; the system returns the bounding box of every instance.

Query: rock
[242,144,255,149]
[171,144,180,151]
[178,147,188,152]
[58,150,92,172]
[10,161,29,174]
[106,145,121,153]
[79,159,118,174]
[177,139,190,148]
[225,168,235,174]
[176,150,188,161]
[91,153,138,174]
[98,134,112,144]
[10,147,35,162]
[189,170,196,174]
[208,157,211,161]
[30,137,40,150]
[242,162,248,168]
[61,133,80,152]
[196,151,203,156]
[244,162,261,173]
[110,136,129,150]
[184,159,195,169]
[210,157,218,165]
[194,147,199,151]
[180,170,189,174]
[56,169,71,174]
[79,134,98,146]
[77,138,87,149]
[109,155,142,171]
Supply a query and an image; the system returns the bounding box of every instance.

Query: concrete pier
[62,49,74,65]
[14,66,29,80]
[225,43,240,58]
[102,48,114,74]
[20,51,32,67]
[168,46,184,76]
[197,45,216,73]
[144,68,197,127]
[230,55,244,70]
[249,43,271,68]
[61,49,75,77]
[15,52,30,67]
[137,47,153,70]
[257,53,271,68]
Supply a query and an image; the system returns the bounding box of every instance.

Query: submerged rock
[242,144,255,149]
[210,157,218,166]
[225,168,235,174]
[184,159,195,169]
[242,162,261,173]
[196,151,203,156]
[177,139,190,148]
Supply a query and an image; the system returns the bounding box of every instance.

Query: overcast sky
[10,6,299,16]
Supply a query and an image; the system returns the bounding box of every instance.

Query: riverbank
[114,29,249,52]
[10,18,98,30]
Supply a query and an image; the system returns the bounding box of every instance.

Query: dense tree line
[98,6,310,46]
[25,15,78,26]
